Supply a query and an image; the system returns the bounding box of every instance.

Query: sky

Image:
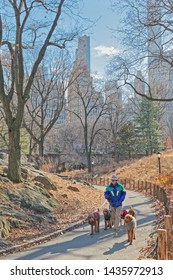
[1,0,122,80]
[79,0,122,79]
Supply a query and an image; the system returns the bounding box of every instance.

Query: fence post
[156,185,160,200]
[129,180,131,190]
[149,182,152,195]
[164,215,172,259]
[158,186,162,202]
[132,180,135,190]
[157,229,168,260]
[160,187,164,203]
[132,180,134,190]
[162,190,169,214]
[153,184,156,197]
[137,180,140,191]
[169,206,173,229]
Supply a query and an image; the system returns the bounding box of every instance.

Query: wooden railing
[74,175,173,260]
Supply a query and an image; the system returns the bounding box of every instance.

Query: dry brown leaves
[2,149,173,257]
[101,150,173,191]
[4,173,105,249]
[138,198,166,259]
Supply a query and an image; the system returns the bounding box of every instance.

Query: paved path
[1,190,156,260]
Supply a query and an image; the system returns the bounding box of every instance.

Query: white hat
[111,175,118,181]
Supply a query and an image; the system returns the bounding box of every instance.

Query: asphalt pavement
[0,189,156,260]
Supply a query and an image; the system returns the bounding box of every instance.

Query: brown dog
[128,207,136,218]
[124,214,136,245]
[103,208,114,230]
[88,210,100,235]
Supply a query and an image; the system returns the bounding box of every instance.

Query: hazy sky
[1,0,122,79]
[80,0,122,78]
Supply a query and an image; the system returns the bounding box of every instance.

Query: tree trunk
[39,138,44,157]
[28,139,37,162]
[7,127,21,183]
[87,152,92,173]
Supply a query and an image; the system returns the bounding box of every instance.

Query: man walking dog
[104,175,126,233]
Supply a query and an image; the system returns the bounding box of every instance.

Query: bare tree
[0,108,8,150]
[23,51,79,158]
[56,121,82,153]
[110,0,173,101]
[106,93,130,161]
[0,0,83,182]
[67,70,108,173]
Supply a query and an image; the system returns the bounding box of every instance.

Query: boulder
[0,217,10,238]
[68,186,80,192]
[34,175,57,190]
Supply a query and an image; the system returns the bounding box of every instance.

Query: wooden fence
[74,175,173,260]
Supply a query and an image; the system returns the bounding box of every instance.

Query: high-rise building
[146,0,173,148]
[147,0,173,99]
[147,0,162,96]
[105,80,122,103]
[67,35,105,127]
[68,35,91,121]
[134,70,145,99]
[75,35,90,73]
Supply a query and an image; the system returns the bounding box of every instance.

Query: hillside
[103,149,173,189]
[0,165,105,252]
[1,149,173,255]
[61,149,173,189]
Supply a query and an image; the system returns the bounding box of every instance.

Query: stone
[0,217,10,238]
[34,175,57,190]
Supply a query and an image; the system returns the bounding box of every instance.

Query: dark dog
[88,210,100,235]
[120,209,128,226]
[103,208,114,230]
[124,214,136,245]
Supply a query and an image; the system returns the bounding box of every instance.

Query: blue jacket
[104,182,126,207]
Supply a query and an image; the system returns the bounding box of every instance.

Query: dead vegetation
[0,169,105,251]
[100,149,173,188]
[1,149,173,257]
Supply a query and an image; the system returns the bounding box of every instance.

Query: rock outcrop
[0,163,59,241]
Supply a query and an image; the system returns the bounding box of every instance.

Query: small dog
[120,209,128,226]
[103,208,114,230]
[88,210,100,235]
[125,214,136,245]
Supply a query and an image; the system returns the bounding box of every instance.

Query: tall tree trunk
[87,151,92,173]
[7,127,21,183]
[84,126,91,173]
[28,141,37,162]
[39,138,44,157]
